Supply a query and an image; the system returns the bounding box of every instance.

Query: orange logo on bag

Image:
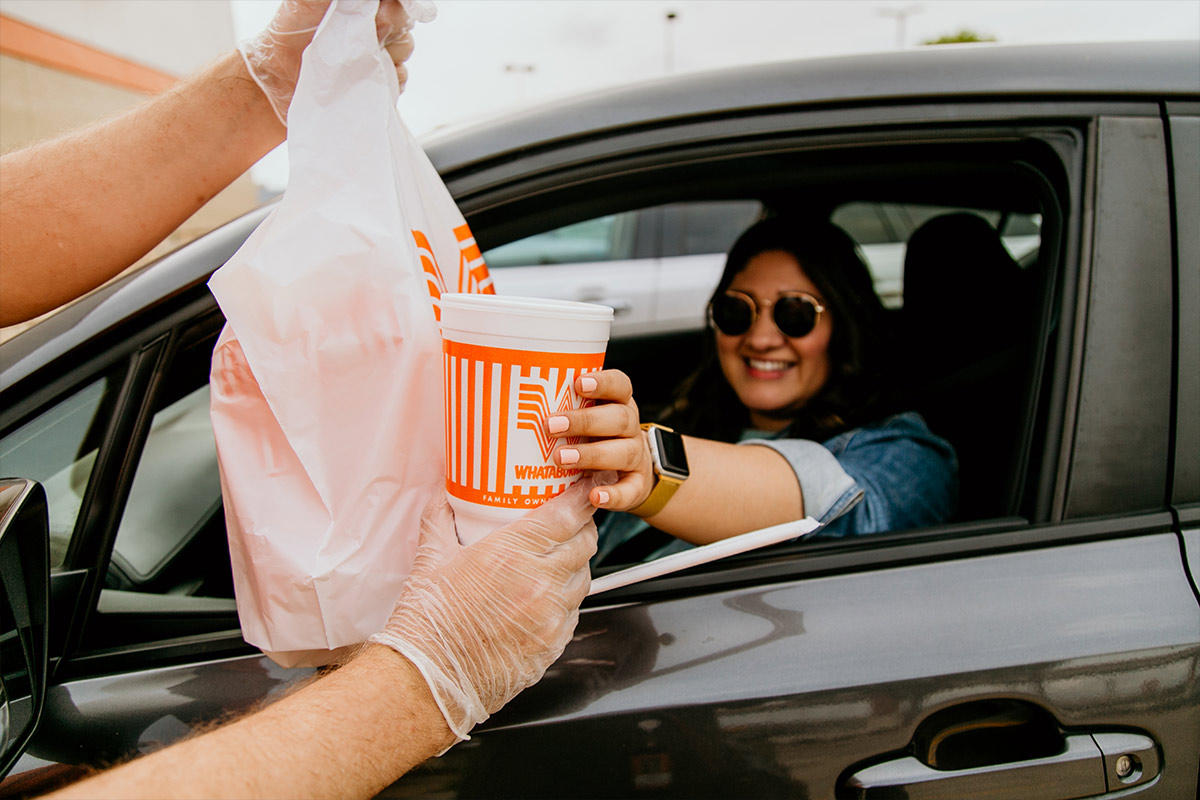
[443,340,604,509]
[414,223,496,321]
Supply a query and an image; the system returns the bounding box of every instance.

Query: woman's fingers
[588,472,652,511]
[555,437,645,472]
[547,400,638,439]
[575,369,633,404]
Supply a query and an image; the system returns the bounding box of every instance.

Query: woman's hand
[545,369,654,512]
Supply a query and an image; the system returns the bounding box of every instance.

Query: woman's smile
[744,356,796,379]
[716,249,833,431]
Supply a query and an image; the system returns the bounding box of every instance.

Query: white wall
[2,0,236,77]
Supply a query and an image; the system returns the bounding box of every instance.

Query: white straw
[588,517,821,596]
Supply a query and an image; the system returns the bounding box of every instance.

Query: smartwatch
[631,423,690,518]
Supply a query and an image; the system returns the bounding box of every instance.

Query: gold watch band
[630,471,684,518]
[630,424,685,518]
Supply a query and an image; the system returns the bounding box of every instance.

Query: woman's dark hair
[660,215,895,442]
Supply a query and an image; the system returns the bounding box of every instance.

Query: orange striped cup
[440,294,614,544]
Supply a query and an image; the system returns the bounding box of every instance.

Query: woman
[546,215,957,562]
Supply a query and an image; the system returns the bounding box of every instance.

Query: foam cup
[440,293,613,544]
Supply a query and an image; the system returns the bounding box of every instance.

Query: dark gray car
[2,40,1198,798]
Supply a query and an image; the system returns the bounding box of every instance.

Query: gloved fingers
[412,491,461,573]
[383,31,415,65]
[500,472,611,548]
[378,0,416,43]
[399,0,438,24]
[561,564,592,609]
[547,517,599,574]
[269,0,330,36]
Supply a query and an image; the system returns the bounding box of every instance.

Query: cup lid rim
[440,293,615,321]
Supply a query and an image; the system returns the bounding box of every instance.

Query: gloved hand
[239,0,436,126]
[369,473,610,744]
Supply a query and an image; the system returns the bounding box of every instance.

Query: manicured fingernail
[547,415,570,433]
[595,489,610,505]
[579,376,598,393]
[558,448,580,465]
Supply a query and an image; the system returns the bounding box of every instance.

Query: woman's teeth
[747,358,791,371]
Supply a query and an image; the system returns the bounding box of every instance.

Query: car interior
[0,133,1067,654]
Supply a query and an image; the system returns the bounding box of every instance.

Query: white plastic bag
[208,0,492,667]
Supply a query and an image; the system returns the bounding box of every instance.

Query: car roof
[425,40,1200,176]
[3,40,1197,393]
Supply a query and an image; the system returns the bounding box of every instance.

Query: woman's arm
[549,370,803,544]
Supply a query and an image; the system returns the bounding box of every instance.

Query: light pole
[877,4,922,49]
[664,10,678,74]
[503,63,535,103]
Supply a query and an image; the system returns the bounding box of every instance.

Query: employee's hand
[546,369,655,512]
[240,0,433,126]
[369,474,609,743]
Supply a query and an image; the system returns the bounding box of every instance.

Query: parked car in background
[484,199,1040,340]
[2,40,1198,798]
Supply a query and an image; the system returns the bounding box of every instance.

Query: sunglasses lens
[774,295,820,337]
[711,294,754,335]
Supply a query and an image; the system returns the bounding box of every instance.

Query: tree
[922,29,997,45]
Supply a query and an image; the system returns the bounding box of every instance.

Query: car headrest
[903,212,1027,364]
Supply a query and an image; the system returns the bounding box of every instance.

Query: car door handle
[842,732,1157,800]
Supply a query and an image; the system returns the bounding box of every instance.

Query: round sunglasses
[708,289,826,338]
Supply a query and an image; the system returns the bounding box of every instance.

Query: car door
[381,103,1199,798]
[1166,101,1200,605]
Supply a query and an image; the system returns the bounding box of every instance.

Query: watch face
[652,427,690,479]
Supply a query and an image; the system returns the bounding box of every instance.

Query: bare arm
[46,645,453,800]
[0,52,284,327]
[43,478,601,799]
[0,0,417,328]
[549,370,803,544]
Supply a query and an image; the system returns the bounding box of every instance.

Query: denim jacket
[593,411,958,564]
[745,411,958,538]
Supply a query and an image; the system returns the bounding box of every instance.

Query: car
[2,39,1198,798]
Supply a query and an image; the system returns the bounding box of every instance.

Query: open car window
[465,133,1063,574]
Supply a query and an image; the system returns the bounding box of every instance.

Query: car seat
[901,213,1035,521]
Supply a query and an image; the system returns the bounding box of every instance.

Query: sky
[229,0,1200,191]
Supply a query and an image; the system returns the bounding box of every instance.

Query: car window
[0,375,115,569]
[109,384,221,589]
[660,201,762,258]
[483,211,638,268]
[832,202,1042,308]
[95,321,234,607]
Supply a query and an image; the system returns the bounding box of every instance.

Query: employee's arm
[46,645,453,800]
[0,0,416,328]
[0,52,283,327]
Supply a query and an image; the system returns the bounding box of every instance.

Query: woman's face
[715,249,833,432]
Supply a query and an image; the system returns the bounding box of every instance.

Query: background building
[1,0,261,271]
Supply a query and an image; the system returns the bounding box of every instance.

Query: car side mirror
[0,479,50,778]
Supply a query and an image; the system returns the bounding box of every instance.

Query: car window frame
[447,106,1162,603]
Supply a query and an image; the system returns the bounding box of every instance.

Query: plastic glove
[240,0,436,126]
[369,473,610,744]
